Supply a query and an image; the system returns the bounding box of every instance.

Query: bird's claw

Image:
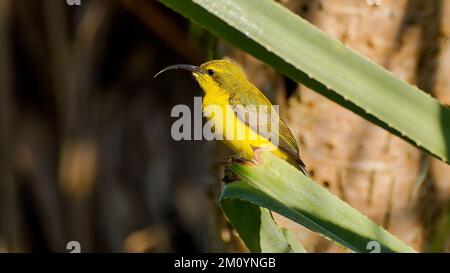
[222,166,240,183]
[220,148,267,183]
[219,154,247,167]
[249,145,267,166]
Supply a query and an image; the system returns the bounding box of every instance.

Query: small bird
[155,60,308,176]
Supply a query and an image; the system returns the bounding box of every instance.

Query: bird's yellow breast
[202,90,287,161]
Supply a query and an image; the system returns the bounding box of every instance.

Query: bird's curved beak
[154,64,204,78]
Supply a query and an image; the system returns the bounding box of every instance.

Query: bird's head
[154,59,247,93]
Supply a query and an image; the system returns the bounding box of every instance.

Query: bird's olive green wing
[228,86,307,174]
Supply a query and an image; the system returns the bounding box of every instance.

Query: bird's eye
[207,69,215,76]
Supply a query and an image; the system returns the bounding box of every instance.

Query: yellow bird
[155,60,308,176]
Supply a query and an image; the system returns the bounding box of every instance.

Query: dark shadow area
[441,106,450,168]
[0,0,232,252]
[397,0,442,95]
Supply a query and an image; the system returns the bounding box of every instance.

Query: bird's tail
[295,155,310,177]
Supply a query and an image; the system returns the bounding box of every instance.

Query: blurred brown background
[0,0,449,252]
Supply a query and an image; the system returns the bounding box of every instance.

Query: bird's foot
[220,149,267,183]
[225,146,266,167]
[222,166,240,184]
[219,153,247,167]
[220,153,247,183]
[249,145,267,166]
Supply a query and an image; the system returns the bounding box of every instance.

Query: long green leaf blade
[221,152,416,253]
[158,0,450,163]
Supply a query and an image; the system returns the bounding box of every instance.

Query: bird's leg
[222,166,240,184]
[220,148,269,183]
[222,146,268,167]
[230,153,248,164]
[250,146,262,165]
[249,145,269,166]
[219,152,247,166]
[220,153,247,183]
